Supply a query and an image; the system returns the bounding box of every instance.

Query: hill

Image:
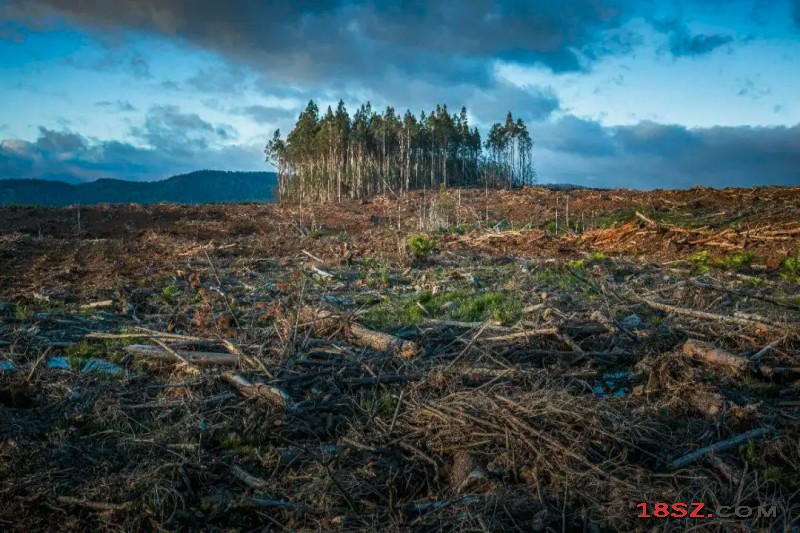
[0,170,277,206]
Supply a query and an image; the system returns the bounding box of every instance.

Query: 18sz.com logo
[637,502,777,519]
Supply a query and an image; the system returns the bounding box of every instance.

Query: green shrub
[158,283,181,305]
[406,233,437,259]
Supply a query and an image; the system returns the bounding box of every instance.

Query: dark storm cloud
[5,0,633,81]
[0,126,262,182]
[536,118,800,189]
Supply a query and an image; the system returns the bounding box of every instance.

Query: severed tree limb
[301,306,419,358]
[57,496,133,512]
[148,336,200,374]
[635,211,659,227]
[223,372,293,409]
[123,344,237,366]
[750,338,784,365]
[636,296,782,330]
[231,465,269,489]
[670,427,775,469]
[349,323,418,359]
[483,327,559,343]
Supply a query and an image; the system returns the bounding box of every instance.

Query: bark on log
[682,339,750,375]
[123,344,237,366]
[300,306,419,358]
[637,296,781,330]
[223,372,293,409]
[349,323,418,359]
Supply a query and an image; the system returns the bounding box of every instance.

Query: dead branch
[123,344,237,366]
[222,372,293,409]
[301,306,419,358]
[670,427,775,469]
[636,296,782,330]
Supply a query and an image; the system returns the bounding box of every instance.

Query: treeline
[265,100,535,203]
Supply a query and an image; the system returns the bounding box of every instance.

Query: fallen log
[637,296,781,330]
[123,344,237,366]
[301,306,419,358]
[682,339,750,375]
[670,427,775,469]
[349,323,418,359]
[223,372,293,409]
[483,327,559,343]
[79,300,114,310]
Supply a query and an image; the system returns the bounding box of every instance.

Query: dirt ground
[1,186,799,531]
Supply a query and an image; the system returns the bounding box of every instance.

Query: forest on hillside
[265,101,535,204]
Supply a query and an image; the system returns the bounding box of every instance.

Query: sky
[1,0,799,189]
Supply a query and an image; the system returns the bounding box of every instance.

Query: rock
[620,314,645,329]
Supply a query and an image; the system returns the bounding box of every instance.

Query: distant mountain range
[0,170,278,206]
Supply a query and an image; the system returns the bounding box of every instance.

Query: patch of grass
[365,289,523,329]
[158,283,181,306]
[65,340,105,359]
[64,338,135,363]
[359,257,392,289]
[437,224,466,235]
[308,228,330,239]
[586,252,606,262]
[406,233,437,259]
[780,252,800,283]
[67,356,86,370]
[532,267,581,290]
[594,208,638,229]
[567,259,586,271]
[13,304,33,321]
[336,231,349,242]
[689,250,711,273]
[742,438,759,466]
[359,391,396,416]
[220,433,259,455]
[713,251,755,271]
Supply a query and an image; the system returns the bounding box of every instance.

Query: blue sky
[1,0,799,188]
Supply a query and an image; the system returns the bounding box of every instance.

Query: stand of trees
[265,100,534,204]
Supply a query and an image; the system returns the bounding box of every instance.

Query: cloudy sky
[1,0,799,189]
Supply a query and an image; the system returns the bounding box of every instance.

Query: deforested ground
[1,186,799,531]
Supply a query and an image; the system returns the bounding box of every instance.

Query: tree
[266,100,533,203]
